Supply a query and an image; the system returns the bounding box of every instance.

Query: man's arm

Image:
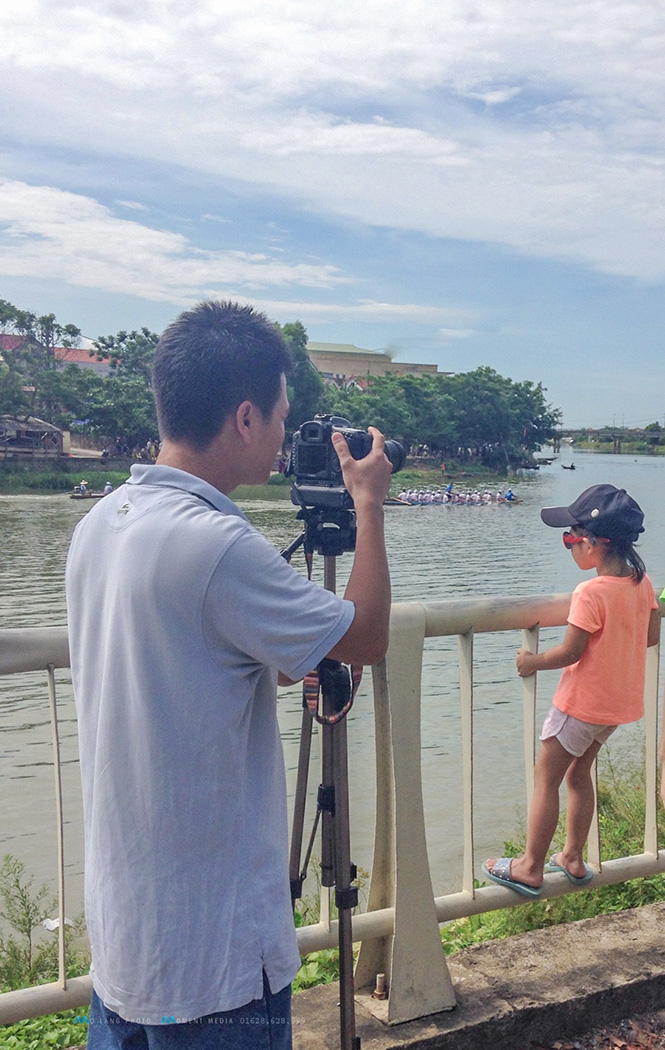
[516,623,589,677]
[326,427,392,667]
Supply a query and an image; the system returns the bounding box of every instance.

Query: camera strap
[303,659,363,725]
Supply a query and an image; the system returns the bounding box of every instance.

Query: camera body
[287,414,405,510]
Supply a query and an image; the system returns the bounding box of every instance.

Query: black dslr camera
[287,414,405,510]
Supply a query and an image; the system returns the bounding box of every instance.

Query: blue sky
[1,0,664,428]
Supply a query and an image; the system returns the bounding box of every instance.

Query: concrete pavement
[293,900,665,1049]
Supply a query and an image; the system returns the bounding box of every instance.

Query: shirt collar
[126,464,249,521]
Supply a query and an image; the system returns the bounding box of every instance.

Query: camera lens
[384,439,406,474]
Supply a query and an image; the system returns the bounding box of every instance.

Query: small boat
[70,491,105,500]
[561,464,576,470]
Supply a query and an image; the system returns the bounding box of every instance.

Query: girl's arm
[516,623,589,678]
[647,607,661,648]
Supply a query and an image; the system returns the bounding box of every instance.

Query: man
[65,300,392,1048]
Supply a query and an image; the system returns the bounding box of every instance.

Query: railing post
[587,759,601,870]
[46,665,67,989]
[644,640,660,856]
[353,659,395,990]
[521,626,539,809]
[457,630,474,894]
[356,604,456,1023]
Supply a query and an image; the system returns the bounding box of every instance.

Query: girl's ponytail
[606,535,645,582]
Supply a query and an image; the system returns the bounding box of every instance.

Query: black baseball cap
[540,484,645,541]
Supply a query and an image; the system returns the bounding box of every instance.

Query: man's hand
[331,426,392,510]
[516,648,537,677]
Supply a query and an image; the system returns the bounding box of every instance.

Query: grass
[0,469,130,493]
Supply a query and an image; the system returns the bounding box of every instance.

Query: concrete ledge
[293,901,665,1049]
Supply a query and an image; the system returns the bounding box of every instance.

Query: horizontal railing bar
[0,975,92,1025]
[0,627,70,675]
[295,849,665,953]
[390,593,572,637]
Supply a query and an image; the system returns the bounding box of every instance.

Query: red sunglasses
[562,531,610,550]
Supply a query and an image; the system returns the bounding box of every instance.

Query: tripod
[283,505,361,1050]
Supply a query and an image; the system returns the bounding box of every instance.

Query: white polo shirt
[66,465,354,1023]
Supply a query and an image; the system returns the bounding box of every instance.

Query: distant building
[53,344,113,376]
[0,334,111,375]
[306,342,444,390]
[0,414,64,456]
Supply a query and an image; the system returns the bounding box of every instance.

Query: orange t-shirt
[553,573,657,725]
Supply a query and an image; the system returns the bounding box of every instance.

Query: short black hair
[152,300,292,448]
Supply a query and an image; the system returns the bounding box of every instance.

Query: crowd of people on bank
[101,437,161,461]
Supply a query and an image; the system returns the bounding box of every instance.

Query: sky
[1,0,664,429]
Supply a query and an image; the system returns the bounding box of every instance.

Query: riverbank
[0,462,510,496]
[571,441,665,456]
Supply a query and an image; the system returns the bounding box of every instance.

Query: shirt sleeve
[202,524,356,680]
[645,574,658,610]
[567,582,603,635]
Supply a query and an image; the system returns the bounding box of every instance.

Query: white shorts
[540,706,617,758]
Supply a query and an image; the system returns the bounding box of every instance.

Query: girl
[484,484,660,897]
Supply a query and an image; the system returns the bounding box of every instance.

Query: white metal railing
[0,596,662,1027]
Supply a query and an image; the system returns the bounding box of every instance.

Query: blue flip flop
[544,853,593,886]
[481,858,543,898]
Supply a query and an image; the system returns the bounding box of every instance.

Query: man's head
[152,300,293,449]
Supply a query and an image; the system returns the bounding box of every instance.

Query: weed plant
[0,856,90,1049]
[291,857,369,992]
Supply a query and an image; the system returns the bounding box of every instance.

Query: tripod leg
[332,716,360,1050]
[320,722,336,892]
[289,708,314,909]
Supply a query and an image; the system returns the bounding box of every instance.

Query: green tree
[281,321,328,434]
[83,329,160,446]
[441,367,560,468]
[0,299,81,418]
[645,422,663,448]
[327,375,412,443]
[91,327,158,381]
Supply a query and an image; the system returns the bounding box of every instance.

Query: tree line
[0,301,561,470]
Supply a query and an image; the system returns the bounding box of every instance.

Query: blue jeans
[86,973,292,1049]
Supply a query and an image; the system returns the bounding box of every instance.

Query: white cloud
[0,0,664,280]
[0,180,347,300]
[239,297,473,327]
[438,328,476,340]
[0,179,473,328]
[116,200,149,211]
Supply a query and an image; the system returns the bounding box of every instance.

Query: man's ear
[235,400,254,444]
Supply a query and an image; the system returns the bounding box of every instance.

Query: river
[1,450,664,915]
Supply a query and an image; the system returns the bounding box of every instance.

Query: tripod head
[281,484,357,560]
[298,502,356,558]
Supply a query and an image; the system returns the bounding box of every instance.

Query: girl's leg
[553,739,603,879]
[488,736,574,888]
